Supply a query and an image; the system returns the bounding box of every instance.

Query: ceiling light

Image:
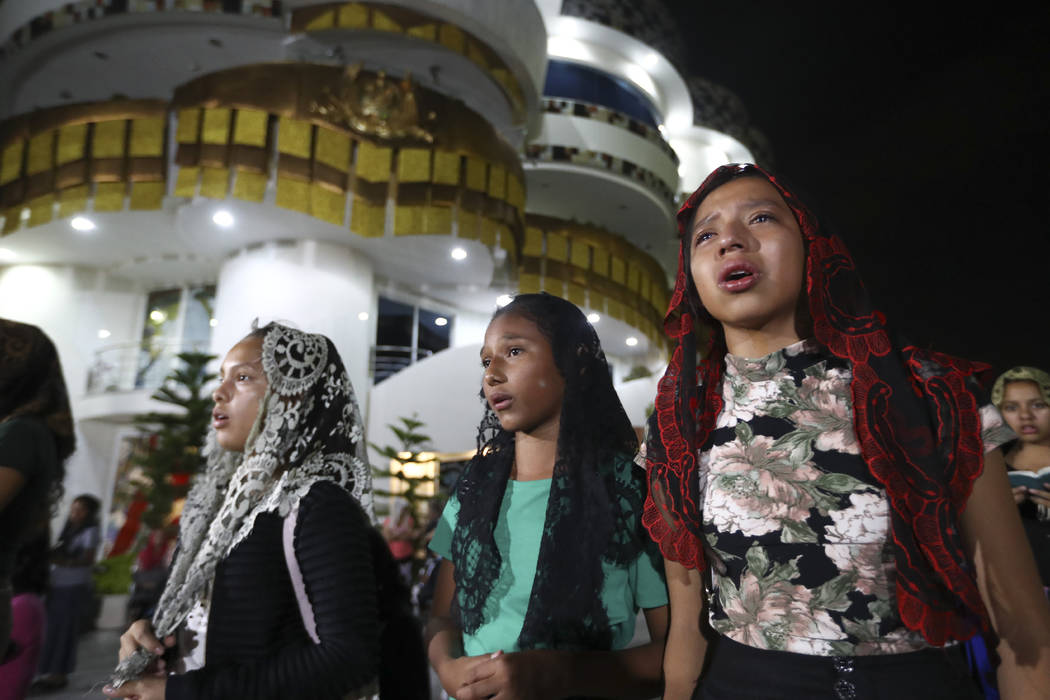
[643,51,660,68]
[625,336,639,347]
[209,318,218,327]
[97,329,111,339]
[19,208,29,221]
[434,316,448,327]
[496,294,513,307]
[450,247,467,261]
[358,311,369,321]
[70,216,96,231]
[212,210,234,227]
[0,248,16,262]
[149,309,166,323]
[587,313,600,324]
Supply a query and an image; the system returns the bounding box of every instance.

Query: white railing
[86,340,211,395]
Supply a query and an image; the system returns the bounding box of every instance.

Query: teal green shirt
[430,473,668,656]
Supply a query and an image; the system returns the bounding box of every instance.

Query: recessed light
[0,248,16,262]
[434,316,448,327]
[97,329,111,339]
[209,318,217,327]
[71,216,96,231]
[358,311,369,321]
[496,294,513,307]
[450,247,467,261]
[149,309,166,323]
[643,51,659,68]
[18,208,29,221]
[212,210,234,227]
[587,313,600,323]
[625,336,639,347]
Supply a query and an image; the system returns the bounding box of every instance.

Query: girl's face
[688,177,806,340]
[480,312,565,439]
[69,499,91,525]
[1000,380,1050,446]
[212,335,268,452]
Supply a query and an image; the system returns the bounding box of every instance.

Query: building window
[543,60,660,127]
[373,296,453,384]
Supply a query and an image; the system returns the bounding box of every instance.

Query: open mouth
[718,262,759,291]
[488,392,512,411]
[213,411,229,428]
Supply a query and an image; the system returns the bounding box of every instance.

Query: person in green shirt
[427,293,669,699]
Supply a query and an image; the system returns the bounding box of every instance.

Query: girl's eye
[693,231,714,247]
[237,373,251,381]
[1035,401,1048,410]
[1002,404,1017,411]
[481,358,490,368]
[750,212,773,224]
[508,347,522,356]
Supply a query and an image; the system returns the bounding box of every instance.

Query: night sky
[666,2,1050,377]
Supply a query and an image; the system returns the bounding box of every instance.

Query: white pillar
[211,240,376,404]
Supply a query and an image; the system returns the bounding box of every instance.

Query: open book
[1008,467,1050,491]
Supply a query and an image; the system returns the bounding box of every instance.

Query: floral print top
[701,339,1014,656]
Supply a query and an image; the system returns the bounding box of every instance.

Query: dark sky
[665,2,1050,376]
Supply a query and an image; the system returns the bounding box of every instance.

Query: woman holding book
[993,366,1050,586]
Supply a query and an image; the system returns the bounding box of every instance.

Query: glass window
[418,308,451,356]
[183,285,216,351]
[136,288,182,388]
[544,60,660,127]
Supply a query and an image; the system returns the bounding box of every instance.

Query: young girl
[107,322,379,700]
[993,366,1050,585]
[646,164,1050,698]
[427,293,669,699]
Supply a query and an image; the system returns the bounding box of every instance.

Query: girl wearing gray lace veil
[106,322,378,700]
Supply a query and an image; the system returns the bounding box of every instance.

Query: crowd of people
[0,163,1048,699]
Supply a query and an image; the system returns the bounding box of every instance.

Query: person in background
[992,366,1050,586]
[0,319,75,693]
[33,494,101,692]
[383,499,419,586]
[0,529,50,700]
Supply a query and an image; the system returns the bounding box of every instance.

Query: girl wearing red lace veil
[646,164,1050,699]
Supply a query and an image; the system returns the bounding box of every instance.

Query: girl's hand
[1013,485,1029,504]
[1029,484,1050,509]
[118,619,174,671]
[103,676,166,700]
[435,653,491,696]
[457,650,563,700]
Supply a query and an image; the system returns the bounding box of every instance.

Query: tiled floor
[28,628,122,700]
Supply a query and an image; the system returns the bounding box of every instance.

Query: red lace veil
[643,163,992,645]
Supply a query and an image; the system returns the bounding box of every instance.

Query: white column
[211,240,376,404]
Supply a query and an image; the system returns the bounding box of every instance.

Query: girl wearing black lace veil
[427,293,669,699]
[106,322,379,700]
[648,164,1050,699]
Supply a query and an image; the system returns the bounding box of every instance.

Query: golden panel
[546,232,568,262]
[610,256,626,284]
[94,182,126,211]
[311,183,346,225]
[278,118,313,158]
[464,157,486,191]
[233,109,268,147]
[519,272,540,295]
[93,120,127,159]
[1,141,24,185]
[397,148,431,182]
[507,173,525,211]
[276,177,310,213]
[394,204,422,235]
[2,208,19,235]
[466,40,488,69]
[201,108,232,145]
[315,128,352,172]
[130,117,166,157]
[305,8,336,29]
[27,132,55,175]
[438,23,465,53]
[174,167,199,197]
[568,282,586,307]
[542,275,562,295]
[523,226,544,257]
[607,298,624,321]
[355,141,392,182]
[372,9,402,32]
[233,170,268,202]
[57,185,89,218]
[432,151,460,185]
[199,167,230,199]
[570,240,590,269]
[27,195,54,227]
[480,217,497,247]
[406,23,437,41]
[424,205,452,235]
[176,109,201,144]
[628,263,641,293]
[130,181,165,210]
[337,3,368,27]
[351,196,385,237]
[487,163,505,200]
[592,246,609,276]
[457,208,478,240]
[57,124,88,165]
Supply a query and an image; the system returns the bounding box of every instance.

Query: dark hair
[451,293,641,650]
[72,493,102,526]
